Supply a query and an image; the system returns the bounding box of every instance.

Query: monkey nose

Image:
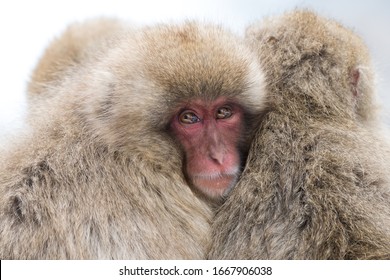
[209,150,224,165]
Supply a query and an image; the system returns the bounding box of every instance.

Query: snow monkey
[208,10,390,260]
[0,20,266,259]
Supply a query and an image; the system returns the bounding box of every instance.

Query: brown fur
[0,21,265,259]
[208,10,390,259]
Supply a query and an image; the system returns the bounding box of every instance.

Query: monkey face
[170,97,245,199]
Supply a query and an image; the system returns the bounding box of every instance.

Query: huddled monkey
[0,20,266,259]
[208,10,390,260]
[2,9,390,261]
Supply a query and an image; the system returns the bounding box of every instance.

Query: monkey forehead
[137,22,265,104]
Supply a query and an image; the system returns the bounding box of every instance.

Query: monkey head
[84,22,267,200]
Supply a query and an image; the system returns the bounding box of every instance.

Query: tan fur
[0,20,265,259]
[28,18,127,95]
[208,10,390,259]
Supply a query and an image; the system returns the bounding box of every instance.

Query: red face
[170,97,244,199]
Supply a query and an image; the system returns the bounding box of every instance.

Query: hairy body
[209,10,390,259]
[0,21,265,259]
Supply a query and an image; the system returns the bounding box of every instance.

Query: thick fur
[0,21,266,259]
[28,18,127,96]
[208,10,390,259]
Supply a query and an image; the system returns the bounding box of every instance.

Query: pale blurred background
[1,0,389,144]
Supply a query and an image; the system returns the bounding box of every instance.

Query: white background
[2,260,390,280]
[1,0,390,143]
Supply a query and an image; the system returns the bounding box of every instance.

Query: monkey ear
[350,65,378,123]
[351,68,361,98]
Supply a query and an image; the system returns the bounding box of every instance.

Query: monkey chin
[191,174,238,200]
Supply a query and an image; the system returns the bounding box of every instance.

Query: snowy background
[1,0,389,144]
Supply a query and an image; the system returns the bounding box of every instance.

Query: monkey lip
[192,173,237,195]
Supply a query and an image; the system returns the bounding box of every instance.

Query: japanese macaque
[0,20,266,259]
[208,10,390,259]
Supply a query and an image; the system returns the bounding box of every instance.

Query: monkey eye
[216,106,233,119]
[179,111,201,124]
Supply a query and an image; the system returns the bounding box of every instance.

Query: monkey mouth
[191,173,238,198]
